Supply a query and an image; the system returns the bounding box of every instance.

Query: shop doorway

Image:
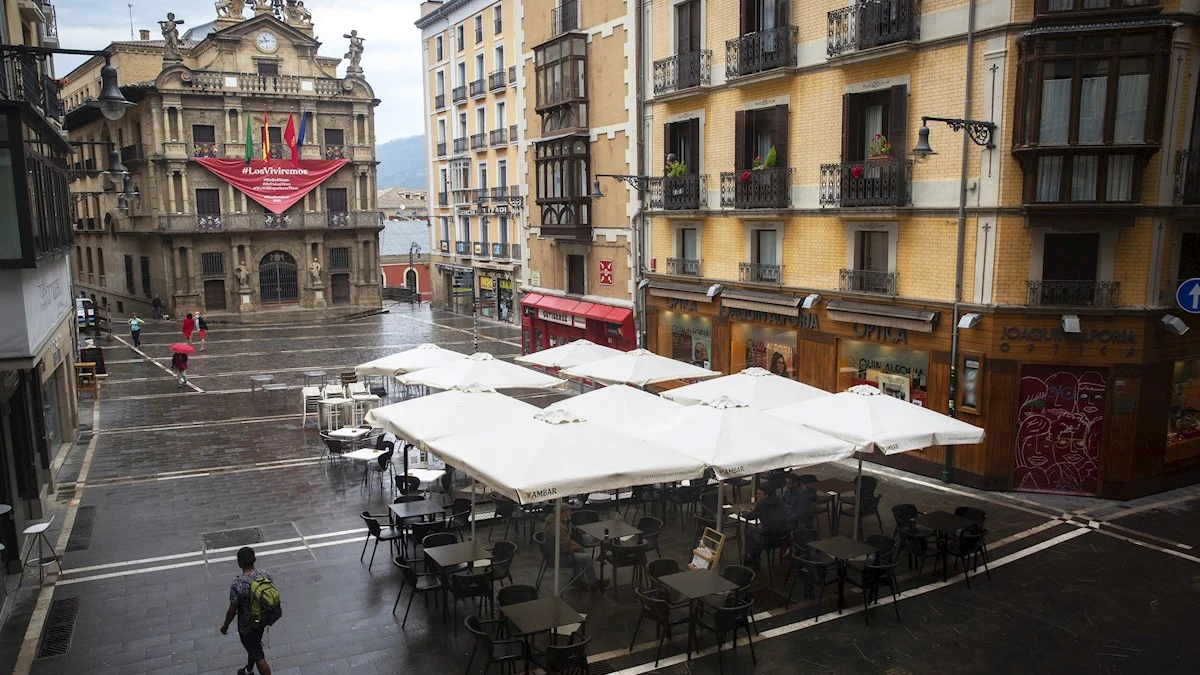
[1013,364,1107,496]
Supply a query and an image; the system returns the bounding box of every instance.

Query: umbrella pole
[553,500,562,596]
[853,457,863,541]
[470,477,477,541]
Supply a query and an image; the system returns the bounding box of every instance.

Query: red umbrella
[169,343,196,355]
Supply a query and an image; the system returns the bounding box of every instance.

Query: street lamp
[911,115,996,484]
[0,46,135,120]
[591,173,652,348]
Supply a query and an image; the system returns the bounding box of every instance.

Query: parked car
[76,297,96,330]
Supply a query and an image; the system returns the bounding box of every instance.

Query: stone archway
[258,250,298,304]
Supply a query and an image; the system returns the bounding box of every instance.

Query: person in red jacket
[182,313,195,344]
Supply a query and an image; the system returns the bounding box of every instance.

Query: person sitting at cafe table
[741,487,791,569]
[544,501,608,592]
[781,473,816,529]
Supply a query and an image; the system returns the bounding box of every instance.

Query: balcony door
[842,86,906,162]
[735,105,788,170]
[676,0,702,87]
[665,119,699,173]
[740,0,788,34]
[853,230,892,293]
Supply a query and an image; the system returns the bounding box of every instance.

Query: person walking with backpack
[128,313,145,349]
[221,547,280,675]
[171,351,189,388]
[196,313,209,351]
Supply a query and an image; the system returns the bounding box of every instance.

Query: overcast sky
[51,0,426,143]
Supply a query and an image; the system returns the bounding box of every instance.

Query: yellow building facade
[644,0,1200,498]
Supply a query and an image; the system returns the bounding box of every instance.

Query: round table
[303,371,327,388]
[0,504,11,517]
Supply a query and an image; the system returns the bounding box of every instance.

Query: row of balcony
[187,143,353,160]
[0,51,63,122]
[439,240,522,260]
[158,211,378,232]
[437,127,518,157]
[662,261,1121,308]
[439,68,516,110]
[636,160,912,211]
[450,186,522,206]
[652,0,919,97]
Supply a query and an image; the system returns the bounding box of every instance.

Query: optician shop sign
[538,309,586,329]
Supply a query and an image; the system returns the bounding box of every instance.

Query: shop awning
[826,301,939,333]
[521,294,633,325]
[602,306,633,325]
[520,293,545,307]
[721,289,802,316]
[648,280,717,303]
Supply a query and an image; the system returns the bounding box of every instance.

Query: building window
[494,45,505,71]
[494,5,503,34]
[140,256,152,297]
[96,247,105,280]
[534,33,588,132]
[196,189,221,215]
[535,136,591,236]
[1179,233,1200,282]
[326,188,348,213]
[328,246,351,271]
[856,231,889,272]
[324,128,345,146]
[456,25,464,51]
[842,86,906,163]
[567,254,586,295]
[435,35,444,60]
[86,247,93,275]
[474,15,483,43]
[678,227,699,262]
[124,254,134,292]
[441,216,451,244]
[256,60,279,77]
[200,252,224,277]
[192,124,216,144]
[1043,232,1099,282]
[752,229,777,265]
[666,118,700,173]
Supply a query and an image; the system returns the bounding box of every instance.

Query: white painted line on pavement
[111,333,205,393]
[1094,492,1200,522]
[156,472,210,480]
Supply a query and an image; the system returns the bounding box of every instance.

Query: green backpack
[246,574,283,629]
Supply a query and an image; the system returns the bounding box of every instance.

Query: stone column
[184,246,196,293]
[180,169,191,213]
[166,171,178,212]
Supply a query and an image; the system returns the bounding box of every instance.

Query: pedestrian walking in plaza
[182,313,195,344]
[197,313,209,351]
[151,294,163,321]
[128,313,145,349]
[221,547,279,675]
[171,351,189,387]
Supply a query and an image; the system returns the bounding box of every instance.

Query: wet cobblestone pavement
[1,302,1198,675]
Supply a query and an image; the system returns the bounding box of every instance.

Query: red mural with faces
[1013,365,1107,495]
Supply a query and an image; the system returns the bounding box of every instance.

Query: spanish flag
[244,114,253,164]
[261,110,269,160]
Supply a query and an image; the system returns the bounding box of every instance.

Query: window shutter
[841,93,854,162]
[772,105,789,168]
[686,117,701,172]
[690,1,701,52]
[664,122,673,169]
[735,110,747,170]
[740,0,753,35]
[889,85,908,159]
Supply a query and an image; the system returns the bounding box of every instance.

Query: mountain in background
[376,135,428,190]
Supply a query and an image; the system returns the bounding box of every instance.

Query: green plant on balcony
[740,146,776,181]
[666,159,688,177]
[867,133,891,160]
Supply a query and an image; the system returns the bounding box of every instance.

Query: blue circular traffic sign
[1177,278,1200,314]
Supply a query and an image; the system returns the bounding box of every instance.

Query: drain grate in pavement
[202,527,265,551]
[36,598,80,658]
[588,662,616,675]
[66,506,96,552]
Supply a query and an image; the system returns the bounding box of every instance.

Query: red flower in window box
[851,165,864,179]
[740,171,753,181]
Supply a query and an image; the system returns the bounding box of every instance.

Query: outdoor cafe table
[809,477,858,531]
[501,597,585,674]
[656,570,739,659]
[915,510,976,578]
[575,519,642,542]
[389,499,450,521]
[808,536,880,612]
[424,541,491,570]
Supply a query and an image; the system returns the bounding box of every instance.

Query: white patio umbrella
[514,339,625,370]
[661,367,831,409]
[399,352,565,390]
[546,384,683,433]
[427,409,707,594]
[769,384,986,538]
[355,343,467,377]
[365,385,541,519]
[560,348,720,388]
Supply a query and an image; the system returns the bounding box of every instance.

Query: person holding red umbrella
[170,343,195,387]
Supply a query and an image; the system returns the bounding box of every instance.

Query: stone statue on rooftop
[159,13,185,62]
[344,30,365,75]
[215,0,245,19]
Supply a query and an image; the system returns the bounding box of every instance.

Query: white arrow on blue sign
[1176,278,1200,314]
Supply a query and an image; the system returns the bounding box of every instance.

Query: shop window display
[657,312,712,368]
[836,340,929,406]
[1169,358,1200,448]
[731,324,797,377]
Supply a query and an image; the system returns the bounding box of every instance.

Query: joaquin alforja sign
[194,158,349,214]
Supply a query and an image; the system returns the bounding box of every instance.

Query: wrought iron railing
[491,242,510,259]
[470,79,487,98]
[819,159,912,207]
[739,262,781,284]
[197,215,223,231]
[552,0,579,36]
[453,137,468,154]
[726,26,798,79]
[193,142,219,158]
[324,145,347,159]
[653,51,712,95]
[455,240,472,255]
[474,241,491,257]
[452,189,476,205]
[435,93,446,109]
[840,268,897,295]
[490,128,508,146]
[452,85,467,104]
[489,69,506,91]
[327,212,349,228]
[436,141,447,157]
[509,124,518,143]
[437,191,449,206]
[0,52,62,122]
[1027,280,1120,308]
[1176,150,1200,205]
[649,175,708,210]
[264,213,291,229]
[720,168,792,209]
[828,0,920,58]
[120,144,143,163]
[511,243,522,259]
[508,66,516,86]
[667,258,701,276]
[470,133,488,150]
[159,212,377,232]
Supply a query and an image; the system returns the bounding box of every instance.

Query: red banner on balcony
[193,158,349,214]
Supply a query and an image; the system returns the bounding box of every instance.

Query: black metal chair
[532,531,556,591]
[490,497,527,541]
[496,583,538,608]
[490,540,518,587]
[786,552,835,622]
[568,509,603,551]
[364,447,393,493]
[393,558,443,627]
[839,490,885,536]
[636,516,664,559]
[945,528,991,588]
[359,511,404,570]
[629,586,690,667]
[533,634,591,675]
[847,557,902,626]
[668,484,703,528]
[782,528,820,584]
[447,497,474,536]
[624,484,665,520]
[396,474,423,496]
[646,557,680,585]
[695,597,756,675]
[465,614,525,674]
[600,540,647,601]
[448,570,494,638]
[409,522,450,560]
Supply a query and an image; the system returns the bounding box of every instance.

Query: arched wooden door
[259,251,298,304]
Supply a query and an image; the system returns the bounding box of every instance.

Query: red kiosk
[520,294,635,355]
